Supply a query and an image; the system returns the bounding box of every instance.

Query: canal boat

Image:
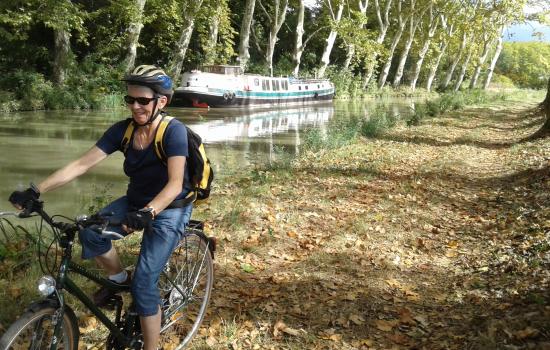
[172,65,335,108]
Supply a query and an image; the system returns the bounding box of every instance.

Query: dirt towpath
[197,98,549,350]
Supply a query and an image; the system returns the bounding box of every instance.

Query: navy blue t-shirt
[96,117,191,208]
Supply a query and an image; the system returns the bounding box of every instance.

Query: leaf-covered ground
[195,98,549,349]
[0,96,548,350]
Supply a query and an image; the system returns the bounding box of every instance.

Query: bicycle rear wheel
[0,303,79,350]
[158,231,214,349]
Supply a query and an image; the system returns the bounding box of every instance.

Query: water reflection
[0,100,415,216]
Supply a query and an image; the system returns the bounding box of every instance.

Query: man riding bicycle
[8,65,193,350]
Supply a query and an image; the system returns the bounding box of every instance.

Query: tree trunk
[378,7,407,88]
[529,78,550,139]
[454,48,473,91]
[53,29,71,86]
[483,26,504,90]
[167,0,204,84]
[343,44,355,69]
[342,0,369,70]
[205,5,221,64]
[409,5,437,90]
[543,78,550,132]
[123,0,147,72]
[363,0,392,88]
[238,0,256,70]
[469,34,491,89]
[292,0,305,76]
[425,40,448,92]
[317,1,344,78]
[261,0,289,77]
[441,32,467,90]
[393,5,425,88]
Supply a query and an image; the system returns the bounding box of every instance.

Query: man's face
[126,85,167,125]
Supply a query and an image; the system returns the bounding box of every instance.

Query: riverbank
[190,93,549,349]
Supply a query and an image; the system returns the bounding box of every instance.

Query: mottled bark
[238,0,256,70]
[363,0,392,88]
[409,5,438,90]
[543,79,550,132]
[483,26,504,90]
[343,0,369,70]
[469,33,491,89]
[454,48,473,91]
[317,1,344,78]
[343,44,355,69]
[425,40,448,92]
[53,29,71,86]
[378,0,408,88]
[393,2,427,87]
[441,32,467,90]
[292,0,305,76]
[167,0,204,84]
[205,5,221,64]
[123,0,147,72]
[258,0,289,77]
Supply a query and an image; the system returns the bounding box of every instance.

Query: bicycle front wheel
[158,232,214,349]
[0,303,79,350]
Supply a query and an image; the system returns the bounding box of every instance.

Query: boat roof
[200,65,243,75]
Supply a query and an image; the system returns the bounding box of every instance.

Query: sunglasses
[124,95,158,105]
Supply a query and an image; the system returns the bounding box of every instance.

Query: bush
[325,68,367,100]
[0,58,125,111]
[361,107,399,137]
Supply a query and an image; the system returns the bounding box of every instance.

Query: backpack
[121,114,214,204]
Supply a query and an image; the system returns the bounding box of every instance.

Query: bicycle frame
[2,207,214,350]
[49,229,138,350]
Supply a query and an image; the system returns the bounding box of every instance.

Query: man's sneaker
[93,271,132,308]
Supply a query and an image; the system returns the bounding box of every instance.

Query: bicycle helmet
[123,65,173,103]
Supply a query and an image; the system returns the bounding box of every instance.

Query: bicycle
[0,199,215,350]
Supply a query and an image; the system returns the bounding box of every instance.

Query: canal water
[0,100,414,216]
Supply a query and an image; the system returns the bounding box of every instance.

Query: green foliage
[195,0,237,65]
[407,90,511,126]
[490,73,516,88]
[0,61,125,111]
[325,67,367,99]
[496,42,550,89]
[360,107,399,137]
[302,106,399,152]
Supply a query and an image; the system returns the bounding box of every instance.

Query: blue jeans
[78,196,193,316]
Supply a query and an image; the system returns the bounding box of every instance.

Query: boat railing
[288,78,331,84]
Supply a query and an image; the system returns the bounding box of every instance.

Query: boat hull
[172,89,334,108]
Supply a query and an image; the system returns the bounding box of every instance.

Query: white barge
[172,65,335,108]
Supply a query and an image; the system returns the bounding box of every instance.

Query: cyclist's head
[122,65,173,104]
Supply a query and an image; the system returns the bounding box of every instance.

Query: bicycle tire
[0,302,79,350]
[158,232,214,349]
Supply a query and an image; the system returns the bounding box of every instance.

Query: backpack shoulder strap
[154,115,174,165]
[121,119,135,154]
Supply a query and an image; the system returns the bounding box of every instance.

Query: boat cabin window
[271,80,277,91]
[282,80,288,90]
[254,78,260,86]
[305,85,309,90]
[318,84,320,88]
[299,86,302,90]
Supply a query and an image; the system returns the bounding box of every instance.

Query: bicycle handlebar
[1,202,126,239]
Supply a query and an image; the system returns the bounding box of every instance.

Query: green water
[0,100,414,216]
